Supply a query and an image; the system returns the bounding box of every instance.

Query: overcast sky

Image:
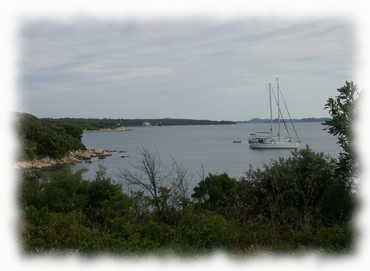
[18,19,355,120]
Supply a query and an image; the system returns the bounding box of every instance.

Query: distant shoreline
[84,127,132,132]
[237,117,329,124]
[35,116,329,132]
[40,117,328,130]
[41,118,236,130]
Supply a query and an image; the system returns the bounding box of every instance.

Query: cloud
[18,19,355,119]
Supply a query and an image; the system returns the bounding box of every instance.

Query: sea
[72,122,339,187]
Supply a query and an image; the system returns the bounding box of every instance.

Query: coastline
[84,127,131,132]
[15,148,112,170]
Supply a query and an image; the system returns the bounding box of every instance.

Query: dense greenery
[324,81,357,183]
[18,81,357,254]
[20,147,353,254]
[17,113,86,160]
[42,118,123,131]
[42,118,235,130]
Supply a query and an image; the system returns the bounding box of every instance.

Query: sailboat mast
[276,77,281,139]
[269,83,273,136]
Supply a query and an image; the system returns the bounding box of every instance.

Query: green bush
[242,147,353,230]
[17,113,85,160]
[175,207,235,251]
[192,173,239,218]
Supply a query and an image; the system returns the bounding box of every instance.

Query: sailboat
[248,78,300,149]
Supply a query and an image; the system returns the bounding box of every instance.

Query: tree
[119,149,164,215]
[243,147,352,231]
[169,159,191,208]
[17,113,85,160]
[119,149,191,219]
[324,81,358,183]
[192,173,239,218]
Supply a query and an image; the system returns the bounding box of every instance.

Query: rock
[14,147,113,170]
[94,148,105,154]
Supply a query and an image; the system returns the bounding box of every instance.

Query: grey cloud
[18,19,354,120]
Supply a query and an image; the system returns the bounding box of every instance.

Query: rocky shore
[85,127,131,132]
[15,148,113,170]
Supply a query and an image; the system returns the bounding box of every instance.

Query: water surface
[73,123,339,186]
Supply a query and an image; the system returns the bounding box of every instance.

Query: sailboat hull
[248,79,300,150]
[249,141,299,149]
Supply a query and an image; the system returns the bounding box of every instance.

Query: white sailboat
[248,78,300,149]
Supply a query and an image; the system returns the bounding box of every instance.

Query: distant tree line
[42,118,236,130]
[17,113,86,160]
[18,81,357,254]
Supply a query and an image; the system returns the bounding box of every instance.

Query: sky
[18,18,355,120]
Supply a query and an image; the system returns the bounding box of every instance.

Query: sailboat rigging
[248,78,300,149]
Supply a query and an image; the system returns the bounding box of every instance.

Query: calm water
[73,123,339,185]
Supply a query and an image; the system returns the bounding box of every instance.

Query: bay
[72,122,339,186]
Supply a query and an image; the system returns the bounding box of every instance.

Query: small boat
[232,139,242,143]
[248,78,300,150]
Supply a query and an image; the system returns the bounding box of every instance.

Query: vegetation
[324,81,357,183]
[17,113,86,160]
[18,81,357,254]
[42,118,235,130]
[20,147,353,254]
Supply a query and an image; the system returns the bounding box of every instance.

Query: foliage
[175,207,235,251]
[16,113,85,160]
[42,118,122,131]
[243,148,349,227]
[20,167,132,253]
[324,81,358,182]
[192,173,239,218]
[20,155,353,254]
[239,147,354,247]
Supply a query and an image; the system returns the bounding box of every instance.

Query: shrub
[16,113,85,160]
[175,207,235,251]
[192,173,239,218]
